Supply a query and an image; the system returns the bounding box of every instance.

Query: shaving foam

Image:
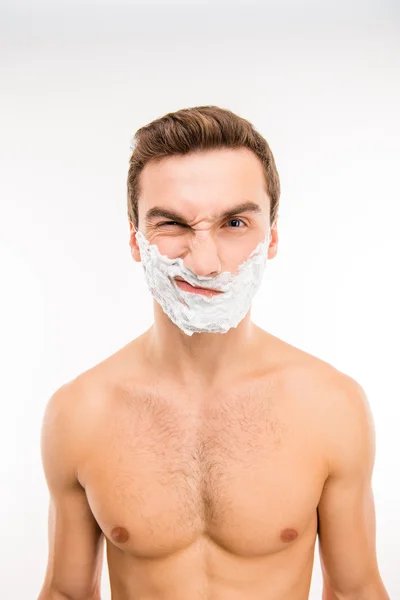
[135,230,270,336]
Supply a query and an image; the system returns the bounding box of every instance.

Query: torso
[75,330,336,599]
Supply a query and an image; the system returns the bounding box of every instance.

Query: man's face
[130,148,278,277]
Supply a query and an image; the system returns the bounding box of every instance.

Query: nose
[183,233,221,278]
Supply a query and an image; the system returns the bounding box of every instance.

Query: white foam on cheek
[135,230,270,335]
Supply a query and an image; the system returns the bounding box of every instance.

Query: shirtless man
[37,106,390,600]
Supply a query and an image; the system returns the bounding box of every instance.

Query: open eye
[227,218,246,228]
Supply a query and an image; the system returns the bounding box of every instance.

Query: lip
[174,277,222,297]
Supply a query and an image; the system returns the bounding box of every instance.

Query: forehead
[138,148,270,219]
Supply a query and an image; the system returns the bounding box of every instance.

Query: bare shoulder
[42,375,108,481]
[260,330,367,396]
[261,331,374,474]
[59,332,148,397]
[43,336,147,478]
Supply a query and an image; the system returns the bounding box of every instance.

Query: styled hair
[127,105,280,230]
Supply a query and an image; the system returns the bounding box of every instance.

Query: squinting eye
[158,221,182,227]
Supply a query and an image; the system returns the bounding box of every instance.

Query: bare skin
[42,326,340,600]
[38,148,388,600]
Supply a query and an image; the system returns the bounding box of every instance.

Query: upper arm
[317,374,388,599]
[38,382,104,600]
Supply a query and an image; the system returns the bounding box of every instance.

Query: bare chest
[80,380,327,559]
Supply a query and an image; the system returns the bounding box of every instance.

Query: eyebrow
[145,201,263,225]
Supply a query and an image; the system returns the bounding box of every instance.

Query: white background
[1,0,399,597]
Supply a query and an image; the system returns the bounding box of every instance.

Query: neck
[141,300,262,389]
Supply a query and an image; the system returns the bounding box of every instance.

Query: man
[37,106,390,599]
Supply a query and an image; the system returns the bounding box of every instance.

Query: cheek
[219,238,263,273]
[148,235,187,260]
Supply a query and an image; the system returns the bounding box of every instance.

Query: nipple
[111,526,130,544]
[280,528,298,543]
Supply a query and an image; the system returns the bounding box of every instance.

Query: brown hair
[127,105,280,230]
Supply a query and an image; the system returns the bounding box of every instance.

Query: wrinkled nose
[183,235,221,278]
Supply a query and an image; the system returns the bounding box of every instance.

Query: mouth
[174,277,223,297]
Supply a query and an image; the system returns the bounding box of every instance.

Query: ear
[129,221,141,262]
[268,216,279,260]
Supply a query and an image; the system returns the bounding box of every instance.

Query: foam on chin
[135,230,270,336]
